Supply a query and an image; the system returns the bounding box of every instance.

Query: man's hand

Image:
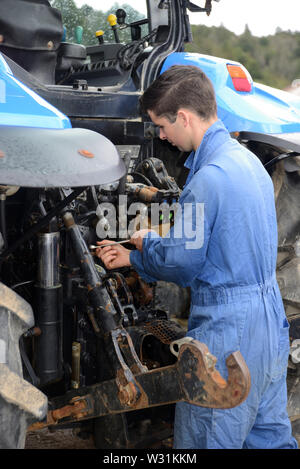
[95,229,156,269]
[130,229,156,251]
[95,240,131,270]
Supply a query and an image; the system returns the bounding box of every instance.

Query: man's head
[139,65,218,151]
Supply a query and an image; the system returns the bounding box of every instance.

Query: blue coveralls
[130,120,298,449]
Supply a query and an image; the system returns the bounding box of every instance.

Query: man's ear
[177,109,189,127]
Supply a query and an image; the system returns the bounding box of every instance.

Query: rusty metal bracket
[29,395,93,431]
[176,340,251,409]
[29,338,250,430]
[170,337,194,357]
[110,328,148,407]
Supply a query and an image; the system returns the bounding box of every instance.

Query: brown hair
[139,65,217,122]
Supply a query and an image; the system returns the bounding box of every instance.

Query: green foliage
[51,0,145,45]
[185,24,300,89]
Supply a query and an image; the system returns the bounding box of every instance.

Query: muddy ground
[25,423,300,450]
[25,426,173,449]
[25,427,96,449]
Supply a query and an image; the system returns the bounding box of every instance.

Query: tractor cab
[0,0,218,93]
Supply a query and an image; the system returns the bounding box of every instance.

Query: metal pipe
[34,231,63,387]
[37,232,60,287]
[63,212,118,334]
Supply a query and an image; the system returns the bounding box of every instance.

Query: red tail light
[227,64,252,92]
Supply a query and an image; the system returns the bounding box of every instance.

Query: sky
[74,0,300,37]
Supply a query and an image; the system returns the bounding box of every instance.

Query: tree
[185,23,300,89]
[52,1,146,45]
[52,0,83,42]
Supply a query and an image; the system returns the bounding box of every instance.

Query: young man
[96,65,298,449]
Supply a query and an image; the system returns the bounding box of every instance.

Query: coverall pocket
[271,318,290,382]
[188,301,248,357]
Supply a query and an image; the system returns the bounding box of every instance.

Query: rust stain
[179,341,250,409]
[210,369,227,388]
[0,151,5,158]
[118,381,137,406]
[105,303,114,313]
[51,399,87,421]
[78,149,95,158]
[28,397,90,431]
[80,258,90,264]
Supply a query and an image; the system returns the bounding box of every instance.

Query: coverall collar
[184,119,229,178]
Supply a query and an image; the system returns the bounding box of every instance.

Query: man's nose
[159,128,167,140]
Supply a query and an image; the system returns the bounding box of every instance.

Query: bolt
[204,352,217,370]
[118,382,137,406]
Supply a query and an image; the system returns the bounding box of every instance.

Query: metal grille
[144,319,185,345]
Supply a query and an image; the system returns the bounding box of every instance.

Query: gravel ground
[25,427,96,449]
[25,427,174,450]
[25,422,300,449]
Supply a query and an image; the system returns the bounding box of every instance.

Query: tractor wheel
[0,282,47,448]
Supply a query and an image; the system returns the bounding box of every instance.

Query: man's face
[148,110,193,152]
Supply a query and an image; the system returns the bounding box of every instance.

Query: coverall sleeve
[129,187,212,287]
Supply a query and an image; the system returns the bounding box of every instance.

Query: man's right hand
[95,240,132,270]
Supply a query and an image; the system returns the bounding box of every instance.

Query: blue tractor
[0,0,299,448]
